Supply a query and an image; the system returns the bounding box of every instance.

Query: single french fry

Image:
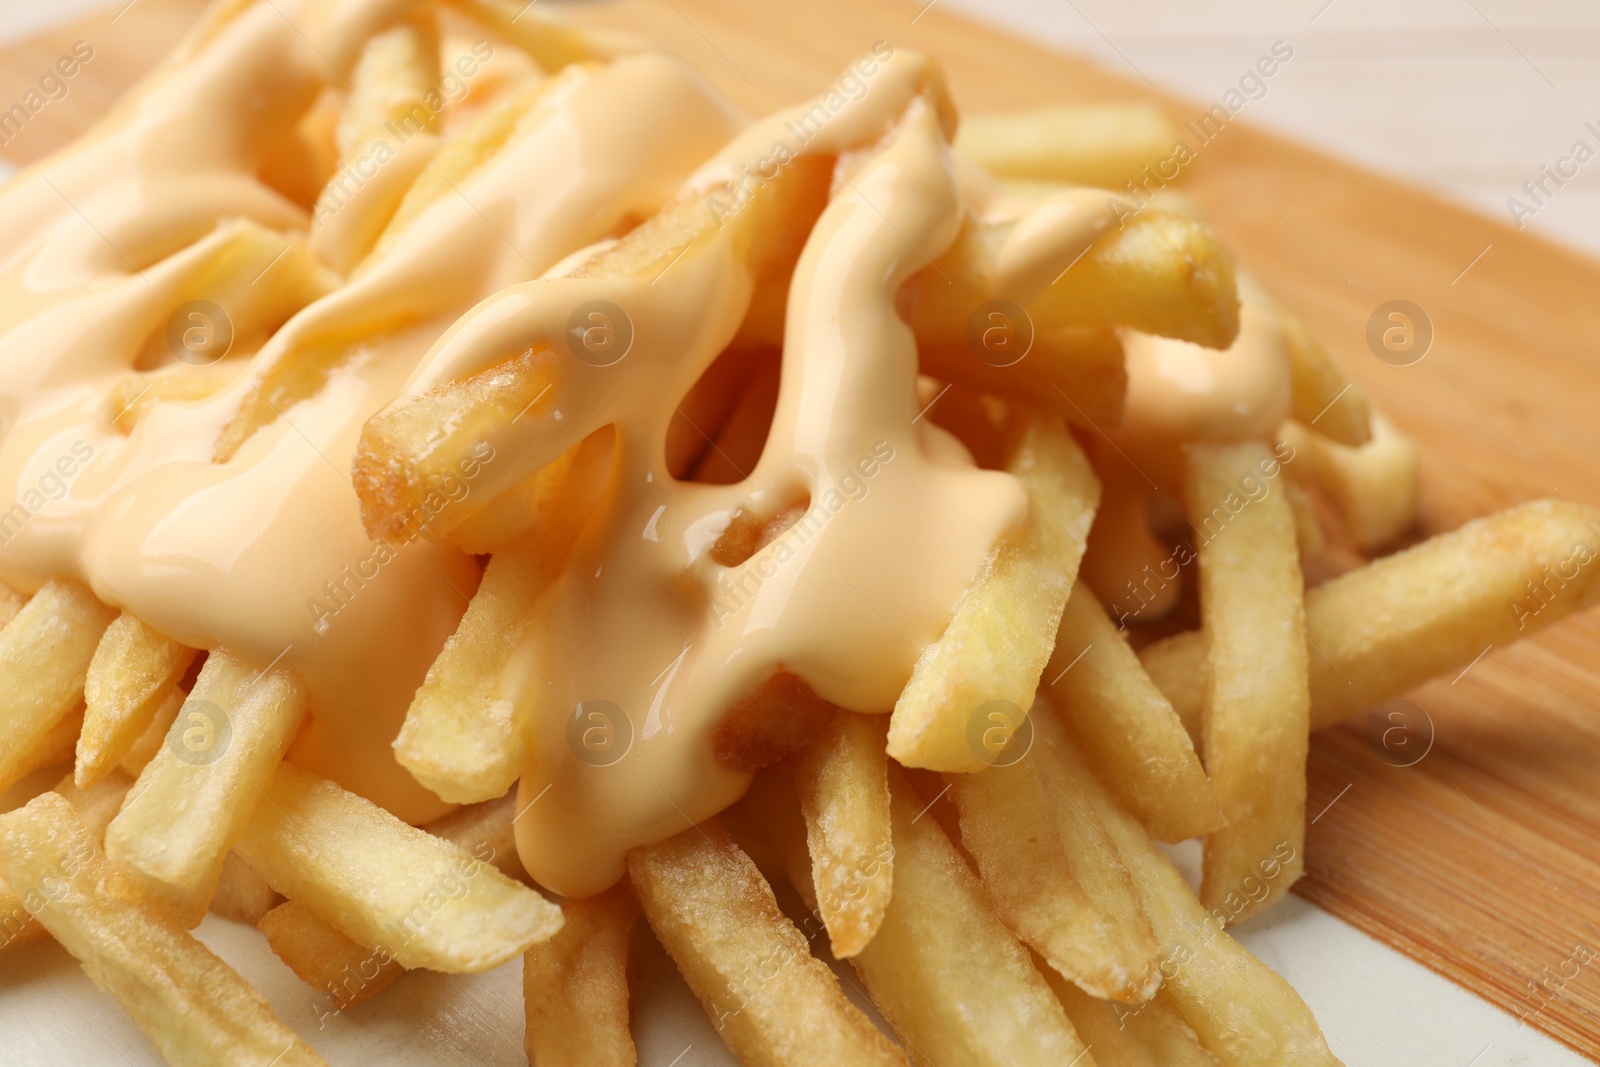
[1,769,133,953]
[335,18,439,161]
[1281,312,1371,448]
[1281,414,1420,550]
[1049,973,1222,1067]
[424,790,532,885]
[312,16,442,274]
[259,899,406,1012]
[946,745,1161,1003]
[120,687,184,777]
[0,793,326,1066]
[1185,442,1308,921]
[889,415,1099,771]
[792,712,893,959]
[0,579,115,790]
[1046,580,1220,843]
[236,761,562,973]
[956,103,1179,186]
[913,209,1241,352]
[523,883,639,1067]
[77,613,198,788]
[1043,723,1341,1066]
[210,851,282,925]
[109,362,245,434]
[628,818,909,1067]
[1142,498,1600,733]
[396,428,612,803]
[105,648,308,920]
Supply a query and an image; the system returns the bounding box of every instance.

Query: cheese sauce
[0,0,1291,896]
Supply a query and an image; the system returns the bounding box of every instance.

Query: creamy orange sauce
[0,1,1296,897]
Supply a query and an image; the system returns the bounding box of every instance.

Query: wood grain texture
[5,0,1599,1057]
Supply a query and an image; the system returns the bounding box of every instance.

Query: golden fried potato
[947,747,1161,1003]
[1185,442,1308,921]
[1281,311,1371,448]
[889,415,1099,771]
[395,428,611,803]
[523,884,638,1067]
[1046,580,1220,843]
[236,762,562,973]
[956,103,1179,186]
[1143,498,1600,733]
[1044,723,1340,1065]
[792,712,893,959]
[0,580,115,791]
[628,818,909,1067]
[105,649,308,923]
[259,899,406,1012]
[0,793,326,1066]
[77,613,197,788]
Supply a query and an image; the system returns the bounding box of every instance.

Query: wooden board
[6,0,1600,1058]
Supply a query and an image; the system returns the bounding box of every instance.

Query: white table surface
[0,2,1595,1065]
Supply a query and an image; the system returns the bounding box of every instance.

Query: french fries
[791,712,893,959]
[523,883,638,1067]
[1185,441,1308,920]
[855,767,1095,1066]
[0,793,326,1066]
[77,613,197,788]
[8,4,1600,1063]
[1046,580,1220,842]
[733,766,1097,1067]
[105,648,309,921]
[955,102,1180,186]
[1042,721,1340,1066]
[628,819,910,1067]
[1144,498,1600,732]
[0,579,115,790]
[235,761,562,973]
[888,415,1099,771]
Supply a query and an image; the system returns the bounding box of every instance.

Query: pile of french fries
[3,2,1599,1065]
